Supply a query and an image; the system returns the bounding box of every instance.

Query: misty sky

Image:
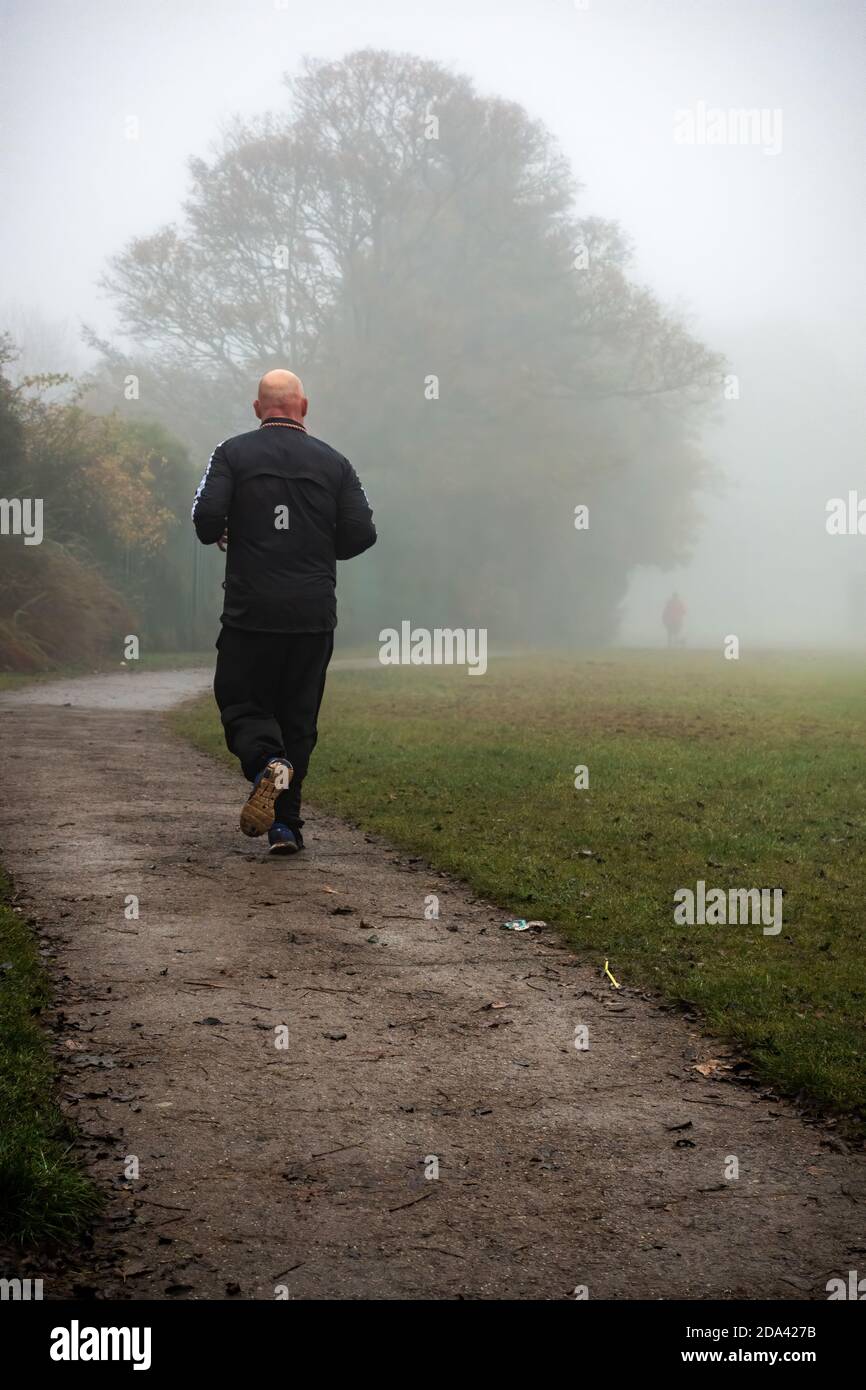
[1,0,864,646]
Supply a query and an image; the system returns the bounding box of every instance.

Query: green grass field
[0,872,101,1245]
[172,649,866,1123]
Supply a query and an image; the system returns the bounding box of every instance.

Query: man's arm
[335,459,377,560]
[192,442,232,544]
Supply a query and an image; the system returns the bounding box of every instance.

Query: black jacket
[192,418,376,633]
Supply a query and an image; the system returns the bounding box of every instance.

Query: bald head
[254,369,307,423]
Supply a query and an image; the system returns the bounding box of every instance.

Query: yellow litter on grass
[603,958,621,989]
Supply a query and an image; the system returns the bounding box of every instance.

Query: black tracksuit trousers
[213,626,334,831]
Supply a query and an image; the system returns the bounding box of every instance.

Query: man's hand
[217,529,228,552]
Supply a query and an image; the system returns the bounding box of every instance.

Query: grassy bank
[170,650,866,1122]
[0,872,101,1245]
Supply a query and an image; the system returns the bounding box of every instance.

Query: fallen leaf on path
[694,1059,732,1077]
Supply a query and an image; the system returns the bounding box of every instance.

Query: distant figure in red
[662,592,686,647]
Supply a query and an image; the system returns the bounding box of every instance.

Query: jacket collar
[259,416,306,431]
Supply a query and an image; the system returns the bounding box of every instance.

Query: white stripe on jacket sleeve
[191,442,223,521]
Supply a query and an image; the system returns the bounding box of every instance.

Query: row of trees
[87,49,723,647]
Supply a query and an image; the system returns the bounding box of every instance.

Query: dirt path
[0,670,862,1300]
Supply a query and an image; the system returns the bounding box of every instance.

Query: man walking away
[662,592,686,648]
[192,370,376,855]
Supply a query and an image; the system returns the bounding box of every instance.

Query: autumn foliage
[0,336,190,670]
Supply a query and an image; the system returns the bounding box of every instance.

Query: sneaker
[268,822,304,855]
[239,758,293,837]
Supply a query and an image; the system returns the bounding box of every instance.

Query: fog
[2,0,864,653]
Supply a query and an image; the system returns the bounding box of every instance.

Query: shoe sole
[240,761,293,837]
[268,840,302,856]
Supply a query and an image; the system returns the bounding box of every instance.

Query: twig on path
[310,1141,365,1159]
[388,988,446,997]
[388,1191,435,1214]
[683,1096,748,1110]
[408,1246,465,1259]
[294,985,358,994]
